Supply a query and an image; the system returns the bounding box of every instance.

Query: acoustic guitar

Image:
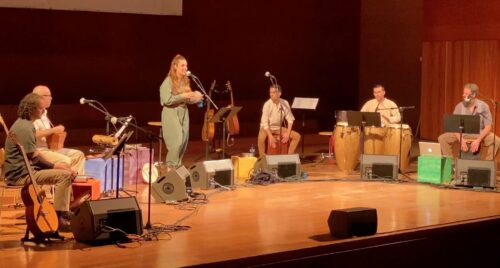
[226,81,240,136]
[0,117,59,236]
[201,80,216,142]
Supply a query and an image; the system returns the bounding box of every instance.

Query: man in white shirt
[361,84,400,126]
[257,85,301,156]
[32,85,85,175]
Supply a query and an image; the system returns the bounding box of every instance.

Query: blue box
[84,157,124,193]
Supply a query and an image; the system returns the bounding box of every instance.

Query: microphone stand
[86,101,114,135]
[82,100,161,230]
[189,74,219,110]
[121,120,161,230]
[378,106,414,176]
[190,75,219,160]
[491,99,499,161]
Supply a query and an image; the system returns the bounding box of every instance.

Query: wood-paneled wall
[421,0,500,140]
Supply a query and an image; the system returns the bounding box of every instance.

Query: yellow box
[231,156,258,184]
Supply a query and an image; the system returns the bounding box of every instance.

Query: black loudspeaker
[360,154,399,179]
[152,165,189,202]
[189,159,234,190]
[254,154,301,179]
[456,159,496,188]
[327,207,377,238]
[71,197,143,244]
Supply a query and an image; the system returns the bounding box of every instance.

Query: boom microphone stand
[81,98,161,230]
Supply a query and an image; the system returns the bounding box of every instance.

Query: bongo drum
[384,124,412,171]
[334,123,361,172]
[363,126,386,155]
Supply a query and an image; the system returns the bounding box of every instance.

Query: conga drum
[334,123,361,173]
[267,133,289,155]
[363,126,386,155]
[384,124,413,171]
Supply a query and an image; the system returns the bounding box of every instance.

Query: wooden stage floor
[1,136,500,267]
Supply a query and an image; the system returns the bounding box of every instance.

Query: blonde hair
[167,54,191,95]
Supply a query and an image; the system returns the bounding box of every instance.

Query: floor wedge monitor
[455,159,496,188]
[152,165,189,202]
[189,159,234,190]
[254,154,301,179]
[71,197,143,244]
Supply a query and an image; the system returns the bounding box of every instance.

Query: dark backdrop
[0,0,422,146]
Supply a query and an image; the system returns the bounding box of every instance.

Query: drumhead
[335,110,347,123]
[142,162,159,183]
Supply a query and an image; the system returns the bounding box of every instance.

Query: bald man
[32,85,85,175]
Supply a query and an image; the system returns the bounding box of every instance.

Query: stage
[1,137,500,267]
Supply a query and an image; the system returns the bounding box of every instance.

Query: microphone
[114,115,133,138]
[79,97,96,104]
[375,103,380,112]
[265,71,275,78]
[186,71,197,79]
[399,106,415,111]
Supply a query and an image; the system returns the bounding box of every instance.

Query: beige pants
[438,132,500,160]
[257,128,301,157]
[40,148,85,175]
[15,169,73,212]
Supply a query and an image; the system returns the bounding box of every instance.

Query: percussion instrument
[141,162,169,184]
[147,121,162,127]
[384,124,413,171]
[267,133,289,155]
[334,123,360,173]
[363,126,386,155]
[92,134,118,146]
[335,110,348,124]
[47,131,67,151]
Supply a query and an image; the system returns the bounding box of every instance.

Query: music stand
[104,130,134,199]
[443,114,480,159]
[292,97,319,159]
[211,106,242,159]
[346,111,381,155]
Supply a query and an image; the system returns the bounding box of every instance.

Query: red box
[72,178,101,200]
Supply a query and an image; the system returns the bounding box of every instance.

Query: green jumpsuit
[160,77,189,168]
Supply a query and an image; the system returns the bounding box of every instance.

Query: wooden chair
[0,148,24,218]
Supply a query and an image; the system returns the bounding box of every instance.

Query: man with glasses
[32,85,85,176]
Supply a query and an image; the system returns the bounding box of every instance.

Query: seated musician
[438,83,500,160]
[257,84,301,157]
[4,93,76,231]
[361,84,401,126]
[32,85,85,175]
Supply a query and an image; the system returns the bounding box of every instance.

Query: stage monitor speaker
[327,207,377,238]
[189,159,234,190]
[455,159,496,188]
[71,197,143,244]
[152,165,189,202]
[360,154,399,179]
[254,154,301,179]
